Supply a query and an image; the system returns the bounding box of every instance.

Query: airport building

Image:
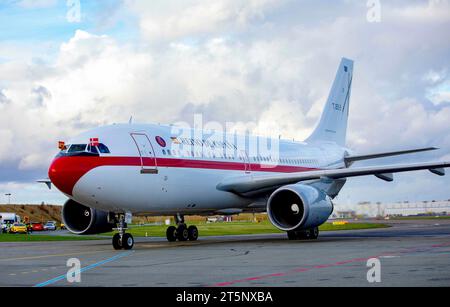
[354,200,450,217]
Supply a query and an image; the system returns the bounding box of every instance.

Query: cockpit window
[68,144,87,153]
[58,143,110,157]
[97,143,111,154]
[87,145,99,154]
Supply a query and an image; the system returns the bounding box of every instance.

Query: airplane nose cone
[48,157,79,196]
[49,156,100,196]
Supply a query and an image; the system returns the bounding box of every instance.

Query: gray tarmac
[1,219,450,287]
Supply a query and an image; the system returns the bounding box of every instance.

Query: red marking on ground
[207,241,450,287]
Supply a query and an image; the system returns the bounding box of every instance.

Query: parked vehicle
[0,213,21,225]
[31,222,44,231]
[44,221,57,231]
[9,223,28,234]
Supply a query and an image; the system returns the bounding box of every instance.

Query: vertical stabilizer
[306,58,353,145]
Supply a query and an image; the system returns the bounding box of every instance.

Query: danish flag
[89,138,99,146]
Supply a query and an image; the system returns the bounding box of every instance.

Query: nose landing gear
[165,214,199,242]
[112,214,134,250]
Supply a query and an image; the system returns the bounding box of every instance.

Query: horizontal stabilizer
[345,147,438,165]
[37,179,52,190]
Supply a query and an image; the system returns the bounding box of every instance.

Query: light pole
[5,193,11,205]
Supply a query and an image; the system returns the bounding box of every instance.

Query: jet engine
[62,199,114,235]
[267,184,333,231]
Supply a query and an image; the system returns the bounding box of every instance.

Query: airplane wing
[344,147,438,165]
[217,161,450,194]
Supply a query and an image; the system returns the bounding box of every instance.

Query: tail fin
[306,58,353,146]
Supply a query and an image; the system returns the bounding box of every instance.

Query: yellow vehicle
[332,220,349,226]
[60,223,66,230]
[9,223,28,234]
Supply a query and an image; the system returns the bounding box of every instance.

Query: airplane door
[130,133,158,174]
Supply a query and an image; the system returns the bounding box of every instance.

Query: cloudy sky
[0,0,449,208]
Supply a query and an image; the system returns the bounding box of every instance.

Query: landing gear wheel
[304,229,312,239]
[122,233,134,250]
[286,230,310,240]
[112,233,122,250]
[166,226,177,242]
[310,227,319,240]
[177,224,189,241]
[188,226,198,241]
[287,231,297,240]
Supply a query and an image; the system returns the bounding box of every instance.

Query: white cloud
[391,0,450,23]
[426,81,450,105]
[0,129,14,162]
[126,0,282,42]
[16,0,58,9]
[1,1,450,204]
[423,69,447,85]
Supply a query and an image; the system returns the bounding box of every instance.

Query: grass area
[0,234,103,242]
[0,222,389,242]
[105,221,389,237]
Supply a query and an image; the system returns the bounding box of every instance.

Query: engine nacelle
[62,199,114,235]
[267,184,333,231]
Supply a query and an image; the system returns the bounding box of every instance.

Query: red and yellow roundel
[155,136,166,147]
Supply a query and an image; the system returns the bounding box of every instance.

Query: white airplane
[41,58,450,250]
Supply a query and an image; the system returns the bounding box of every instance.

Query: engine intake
[62,199,114,235]
[267,184,333,231]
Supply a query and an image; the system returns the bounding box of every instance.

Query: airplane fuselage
[49,123,348,216]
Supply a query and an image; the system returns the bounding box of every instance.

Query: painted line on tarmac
[33,251,134,287]
[208,241,450,287]
[0,250,108,262]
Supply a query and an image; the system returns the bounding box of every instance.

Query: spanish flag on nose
[171,137,181,144]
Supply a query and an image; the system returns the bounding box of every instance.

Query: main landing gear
[287,227,319,240]
[112,214,134,250]
[166,214,199,242]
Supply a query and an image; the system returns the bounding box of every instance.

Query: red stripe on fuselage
[48,156,318,196]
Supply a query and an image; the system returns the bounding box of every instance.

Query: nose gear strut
[112,214,134,250]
